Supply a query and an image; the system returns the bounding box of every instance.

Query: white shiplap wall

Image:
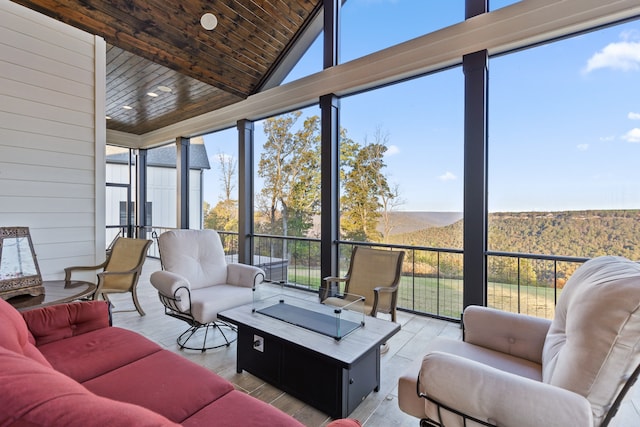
[0,2,105,280]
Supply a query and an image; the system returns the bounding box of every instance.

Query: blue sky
[203,1,640,214]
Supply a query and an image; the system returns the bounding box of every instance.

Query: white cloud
[438,171,456,181]
[583,40,640,73]
[576,144,589,151]
[385,144,400,156]
[599,135,615,142]
[622,128,640,143]
[628,112,640,120]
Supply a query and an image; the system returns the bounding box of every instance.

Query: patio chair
[64,237,152,316]
[321,246,405,322]
[150,229,265,352]
[398,255,640,427]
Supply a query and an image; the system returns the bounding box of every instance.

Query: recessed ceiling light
[147,92,159,97]
[123,105,133,110]
[201,13,218,31]
[157,86,172,93]
[106,116,112,120]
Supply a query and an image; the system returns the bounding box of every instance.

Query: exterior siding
[0,2,104,280]
[106,164,204,232]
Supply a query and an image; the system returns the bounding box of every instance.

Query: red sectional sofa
[0,298,305,426]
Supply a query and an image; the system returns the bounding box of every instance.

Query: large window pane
[253,106,322,285]
[488,20,640,317]
[340,1,463,64]
[490,0,520,11]
[339,68,464,318]
[283,33,323,83]
[202,128,239,233]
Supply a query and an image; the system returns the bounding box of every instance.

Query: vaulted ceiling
[12,0,323,135]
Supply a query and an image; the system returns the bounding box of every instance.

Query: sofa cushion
[543,255,640,424]
[22,300,110,346]
[83,349,235,423]
[0,297,51,368]
[0,346,178,427]
[182,389,305,427]
[37,326,162,382]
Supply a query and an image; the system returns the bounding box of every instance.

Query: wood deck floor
[108,258,640,426]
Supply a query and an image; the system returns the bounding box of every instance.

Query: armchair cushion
[542,256,640,424]
[190,285,253,324]
[418,351,592,427]
[158,229,227,289]
[464,305,551,364]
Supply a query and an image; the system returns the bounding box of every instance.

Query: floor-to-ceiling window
[487,18,640,318]
[340,1,463,64]
[202,127,239,232]
[339,68,464,318]
[201,127,240,256]
[252,105,322,285]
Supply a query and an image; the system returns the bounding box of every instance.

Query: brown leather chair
[65,237,151,316]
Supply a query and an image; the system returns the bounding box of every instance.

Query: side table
[6,280,96,311]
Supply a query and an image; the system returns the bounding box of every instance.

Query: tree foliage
[203,153,238,232]
[390,209,640,286]
[207,111,402,248]
[340,127,399,242]
[257,112,321,237]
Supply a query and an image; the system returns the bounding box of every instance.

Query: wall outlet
[253,335,264,352]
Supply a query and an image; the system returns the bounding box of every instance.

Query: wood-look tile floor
[107,259,640,426]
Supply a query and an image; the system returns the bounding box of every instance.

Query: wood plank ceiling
[12,0,323,135]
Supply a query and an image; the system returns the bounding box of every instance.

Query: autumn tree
[257,112,321,239]
[370,128,403,242]
[203,152,238,232]
[340,127,398,242]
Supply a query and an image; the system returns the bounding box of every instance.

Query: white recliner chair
[150,229,265,351]
[399,255,640,427]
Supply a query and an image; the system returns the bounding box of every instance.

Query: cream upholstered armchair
[399,255,640,427]
[150,229,265,352]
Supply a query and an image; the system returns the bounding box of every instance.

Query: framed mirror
[0,227,44,300]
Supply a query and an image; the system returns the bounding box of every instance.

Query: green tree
[340,129,391,242]
[257,112,321,238]
[203,152,238,232]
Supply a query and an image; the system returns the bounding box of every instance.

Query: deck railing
[118,226,588,321]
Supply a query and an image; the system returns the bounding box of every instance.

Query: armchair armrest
[22,301,111,346]
[372,285,398,315]
[64,262,107,281]
[321,276,348,299]
[227,263,265,288]
[463,305,551,364]
[149,270,191,312]
[419,351,592,427]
